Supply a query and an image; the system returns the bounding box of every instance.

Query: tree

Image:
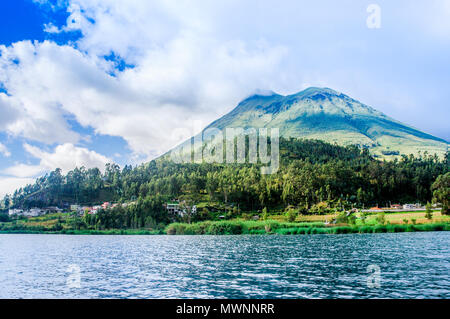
[285,209,297,222]
[425,202,433,220]
[262,207,268,220]
[360,212,368,225]
[179,199,195,224]
[431,173,449,215]
[376,212,386,225]
[348,213,357,226]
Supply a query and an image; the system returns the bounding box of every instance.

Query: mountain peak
[295,86,340,95]
[239,87,344,105]
[205,87,448,158]
[241,90,281,102]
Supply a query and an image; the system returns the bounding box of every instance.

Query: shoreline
[1,221,449,235]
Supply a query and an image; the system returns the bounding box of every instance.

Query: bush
[164,220,450,236]
[425,202,433,220]
[331,226,354,234]
[358,226,373,233]
[336,212,349,224]
[206,221,243,235]
[376,212,386,225]
[285,209,297,222]
[373,225,387,233]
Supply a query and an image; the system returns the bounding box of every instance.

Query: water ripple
[0,232,449,298]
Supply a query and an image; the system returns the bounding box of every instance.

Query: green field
[1,210,448,235]
[164,217,450,235]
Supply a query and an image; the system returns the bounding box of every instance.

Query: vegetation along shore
[1,138,448,236]
[1,209,448,235]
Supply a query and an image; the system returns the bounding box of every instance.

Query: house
[44,206,62,214]
[390,204,402,209]
[165,202,197,217]
[23,208,45,217]
[69,205,84,215]
[122,201,137,208]
[403,204,416,210]
[102,202,111,210]
[88,205,102,214]
[166,202,179,213]
[8,209,23,216]
[8,208,45,217]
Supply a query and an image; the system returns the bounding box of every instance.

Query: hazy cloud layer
[0,0,449,197]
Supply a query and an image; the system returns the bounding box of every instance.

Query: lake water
[0,232,449,299]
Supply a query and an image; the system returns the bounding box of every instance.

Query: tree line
[1,138,449,228]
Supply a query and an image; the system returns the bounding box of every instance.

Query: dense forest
[1,138,449,229]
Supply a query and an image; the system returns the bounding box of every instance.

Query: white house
[8,209,23,216]
[166,203,181,214]
[165,202,197,217]
[24,208,45,217]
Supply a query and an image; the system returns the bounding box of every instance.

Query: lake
[0,232,449,298]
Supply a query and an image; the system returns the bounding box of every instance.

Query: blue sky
[0,0,449,197]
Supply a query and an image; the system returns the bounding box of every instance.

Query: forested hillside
[2,138,448,229]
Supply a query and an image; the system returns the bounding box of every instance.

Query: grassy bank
[1,218,448,236]
[0,228,163,235]
[165,220,450,235]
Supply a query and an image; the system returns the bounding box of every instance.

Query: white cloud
[0,51,81,145]
[43,23,62,34]
[0,7,287,157]
[1,0,449,165]
[0,143,10,157]
[26,143,112,174]
[1,163,43,178]
[2,143,112,179]
[0,177,36,199]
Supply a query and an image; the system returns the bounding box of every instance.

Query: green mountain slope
[203,87,448,158]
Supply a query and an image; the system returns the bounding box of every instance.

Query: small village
[7,200,201,219]
[8,200,435,219]
[8,201,137,218]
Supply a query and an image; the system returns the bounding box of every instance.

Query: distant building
[369,206,383,211]
[390,204,402,209]
[70,205,80,211]
[9,208,45,217]
[165,202,197,217]
[88,205,102,214]
[8,209,23,216]
[44,206,62,214]
[403,204,416,210]
[122,201,136,208]
[25,208,45,217]
[166,202,180,214]
[101,202,111,210]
